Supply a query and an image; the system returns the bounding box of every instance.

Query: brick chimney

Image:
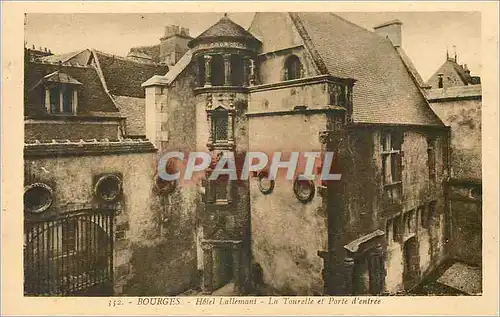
[159,25,192,66]
[374,19,402,48]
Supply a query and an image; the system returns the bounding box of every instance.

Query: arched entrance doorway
[403,237,420,291]
[24,209,114,296]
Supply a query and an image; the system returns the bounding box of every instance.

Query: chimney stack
[374,19,403,48]
[159,24,192,66]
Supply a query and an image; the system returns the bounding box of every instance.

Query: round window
[293,178,315,203]
[24,183,53,214]
[95,175,122,202]
[257,171,274,195]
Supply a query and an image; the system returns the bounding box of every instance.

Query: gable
[248,12,304,53]
[248,12,321,83]
[427,61,469,89]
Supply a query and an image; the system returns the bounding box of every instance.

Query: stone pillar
[368,244,385,294]
[355,258,370,295]
[317,251,331,295]
[202,243,214,294]
[223,54,232,86]
[204,55,212,87]
[343,257,355,295]
[44,87,51,112]
[59,89,64,112]
[72,89,78,113]
[249,58,256,86]
[228,110,235,145]
[242,56,249,87]
[143,85,165,148]
[232,243,242,294]
[206,95,213,148]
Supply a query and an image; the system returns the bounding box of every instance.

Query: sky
[25,12,481,82]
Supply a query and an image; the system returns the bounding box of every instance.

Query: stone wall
[429,97,481,181]
[144,64,202,292]
[338,127,450,294]
[24,144,199,295]
[248,112,328,295]
[428,92,482,266]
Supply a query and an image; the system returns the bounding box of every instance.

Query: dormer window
[46,84,77,114]
[284,55,303,81]
[38,71,81,115]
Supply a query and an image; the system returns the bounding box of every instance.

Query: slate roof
[93,50,168,98]
[25,62,119,117]
[290,13,443,126]
[39,50,83,63]
[113,95,146,136]
[43,71,83,85]
[396,47,431,89]
[189,14,261,48]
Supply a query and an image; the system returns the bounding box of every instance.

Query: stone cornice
[246,107,345,118]
[194,86,249,94]
[25,114,124,122]
[249,75,355,93]
[257,45,305,59]
[24,138,157,158]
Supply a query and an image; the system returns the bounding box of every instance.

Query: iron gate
[24,209,114,296]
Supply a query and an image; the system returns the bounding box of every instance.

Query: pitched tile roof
[291,13,443,126]
[25,61,119,117]
[189,14,260,48]
[43,71,83,85]
[113,95,146,136]
[93,50,168,98]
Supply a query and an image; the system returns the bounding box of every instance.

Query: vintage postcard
[2,1,499,316]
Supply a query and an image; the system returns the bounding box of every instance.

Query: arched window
[284,55,303,81]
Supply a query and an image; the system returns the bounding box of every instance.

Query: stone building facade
[425,62,482,266]
[143,12,452,296]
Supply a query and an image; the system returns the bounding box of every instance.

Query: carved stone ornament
[257,171,275,195]
[24,182,53,214]
[94,174,122,202]
[206,93,213,110]
[293,178,315,203]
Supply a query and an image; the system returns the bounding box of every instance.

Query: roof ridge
[289,13,329,75]
[93,49,163,65]
[90,49,122,114]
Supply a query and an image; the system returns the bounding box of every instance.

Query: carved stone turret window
[212,108,229,142]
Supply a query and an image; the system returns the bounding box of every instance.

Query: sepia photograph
[2,1,499,316]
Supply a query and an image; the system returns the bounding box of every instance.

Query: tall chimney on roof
[159,24,192,66]
[374,19,403,48]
